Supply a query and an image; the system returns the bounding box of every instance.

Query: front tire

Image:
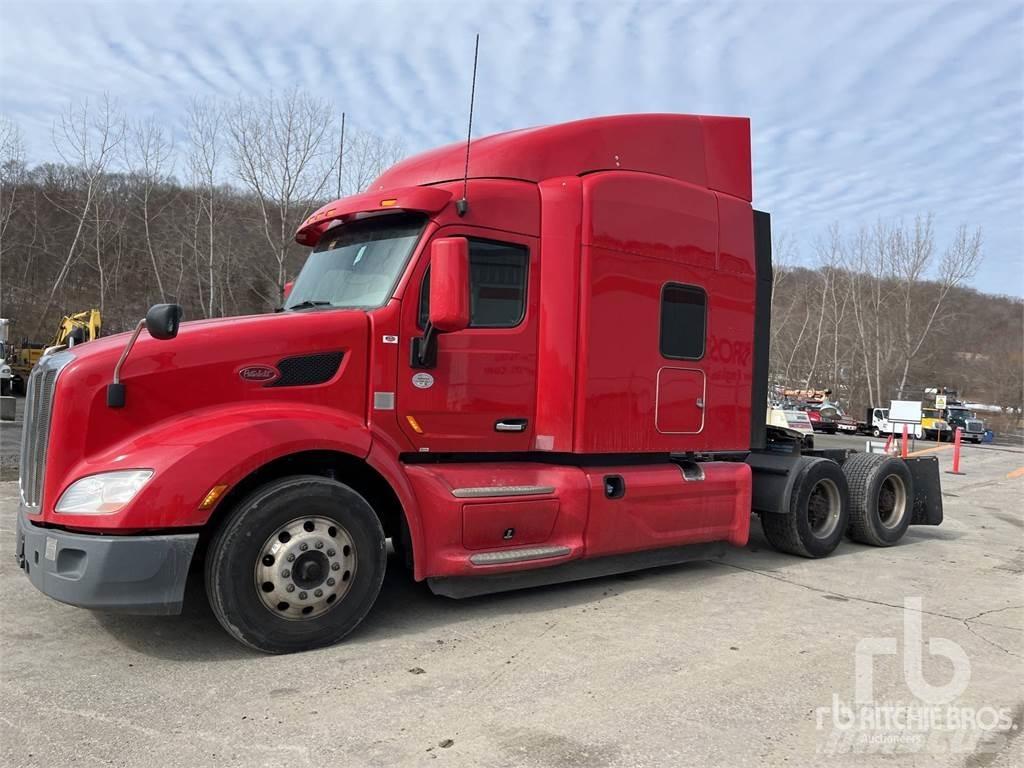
[843,454,912,546]
[761,458,850,558]
[205,475,386,653]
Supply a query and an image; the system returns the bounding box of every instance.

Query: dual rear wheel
[843,453,912,546]
[760,454,912,558]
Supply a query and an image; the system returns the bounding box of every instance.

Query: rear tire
[205,475,387,653]
[842,453,913,546]
[761,458,850,558]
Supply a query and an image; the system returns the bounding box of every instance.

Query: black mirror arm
[411,322,439,370]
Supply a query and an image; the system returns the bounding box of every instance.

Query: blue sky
[1,0,1022,296]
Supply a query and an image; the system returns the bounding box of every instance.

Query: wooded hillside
[770,220,1022,421]
[0,92,401,336]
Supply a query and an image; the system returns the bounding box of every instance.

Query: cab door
[397,228,538,452]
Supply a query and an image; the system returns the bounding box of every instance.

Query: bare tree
[0,116,27,268]
[768,232,797,380]
[187,98,222,317]
[35,95,124,334]
[846,223,894,406]
[342,128,405,194]
[892,217,982,395]
[825,251,852,391]
[125,116,175,302]
[803,235,834,387]
[226,88,337,299]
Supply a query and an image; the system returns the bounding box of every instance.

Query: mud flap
[905,456,943,525]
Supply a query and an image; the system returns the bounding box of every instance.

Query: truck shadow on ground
[91,517,955,662]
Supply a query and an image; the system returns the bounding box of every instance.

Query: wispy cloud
[1,0,1021,295]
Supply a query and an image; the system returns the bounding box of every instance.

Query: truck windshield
[285,213,427,311]
[948,408,974,419]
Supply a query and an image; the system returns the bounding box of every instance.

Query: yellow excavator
[4,309,101,395]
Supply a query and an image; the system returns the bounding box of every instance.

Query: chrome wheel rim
[254,516,356,621]
[877,474,907,530]
[807,478,841,538]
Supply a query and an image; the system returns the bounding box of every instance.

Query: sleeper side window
[419,238,529,328]
[660,283,707,360]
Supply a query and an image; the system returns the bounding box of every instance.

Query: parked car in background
[830,407,859,434]
[804,404,838,434]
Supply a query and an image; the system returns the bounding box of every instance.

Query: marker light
[55,470,153,515]
[406,415,424,434]
[199,484,229,510]
[380,199,398,207]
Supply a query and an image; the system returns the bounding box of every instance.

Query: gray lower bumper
[15,509,198,615]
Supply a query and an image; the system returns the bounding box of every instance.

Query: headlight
[55,470,153,515]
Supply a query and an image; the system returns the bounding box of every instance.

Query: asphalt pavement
[1,434,1022,767]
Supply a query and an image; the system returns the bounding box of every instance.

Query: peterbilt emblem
[239,365,279,382]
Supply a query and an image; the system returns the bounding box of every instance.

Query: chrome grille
[965,419,983,434]
[18,351,72,508]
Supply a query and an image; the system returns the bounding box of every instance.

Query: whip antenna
[456,34,480,216]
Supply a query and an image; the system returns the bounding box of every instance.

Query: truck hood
[45,309,370,479]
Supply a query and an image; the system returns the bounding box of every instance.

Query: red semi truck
[15,114,943,653]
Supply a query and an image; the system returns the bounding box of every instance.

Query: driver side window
[418,238,528,328]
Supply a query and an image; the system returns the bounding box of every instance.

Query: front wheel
[205,475,387,653]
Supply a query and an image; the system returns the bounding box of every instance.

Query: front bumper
[15,508,198,615]
[957,427,984,439]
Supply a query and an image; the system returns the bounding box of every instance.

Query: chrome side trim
[451,485,555,499]
[469,545,571,566]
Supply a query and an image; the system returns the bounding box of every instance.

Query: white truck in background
[866,406,924,439]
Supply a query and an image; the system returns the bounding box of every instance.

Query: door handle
[495,419,528,432]
[696,398,704,409]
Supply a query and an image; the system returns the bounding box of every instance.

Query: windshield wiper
[287,300,333,311]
